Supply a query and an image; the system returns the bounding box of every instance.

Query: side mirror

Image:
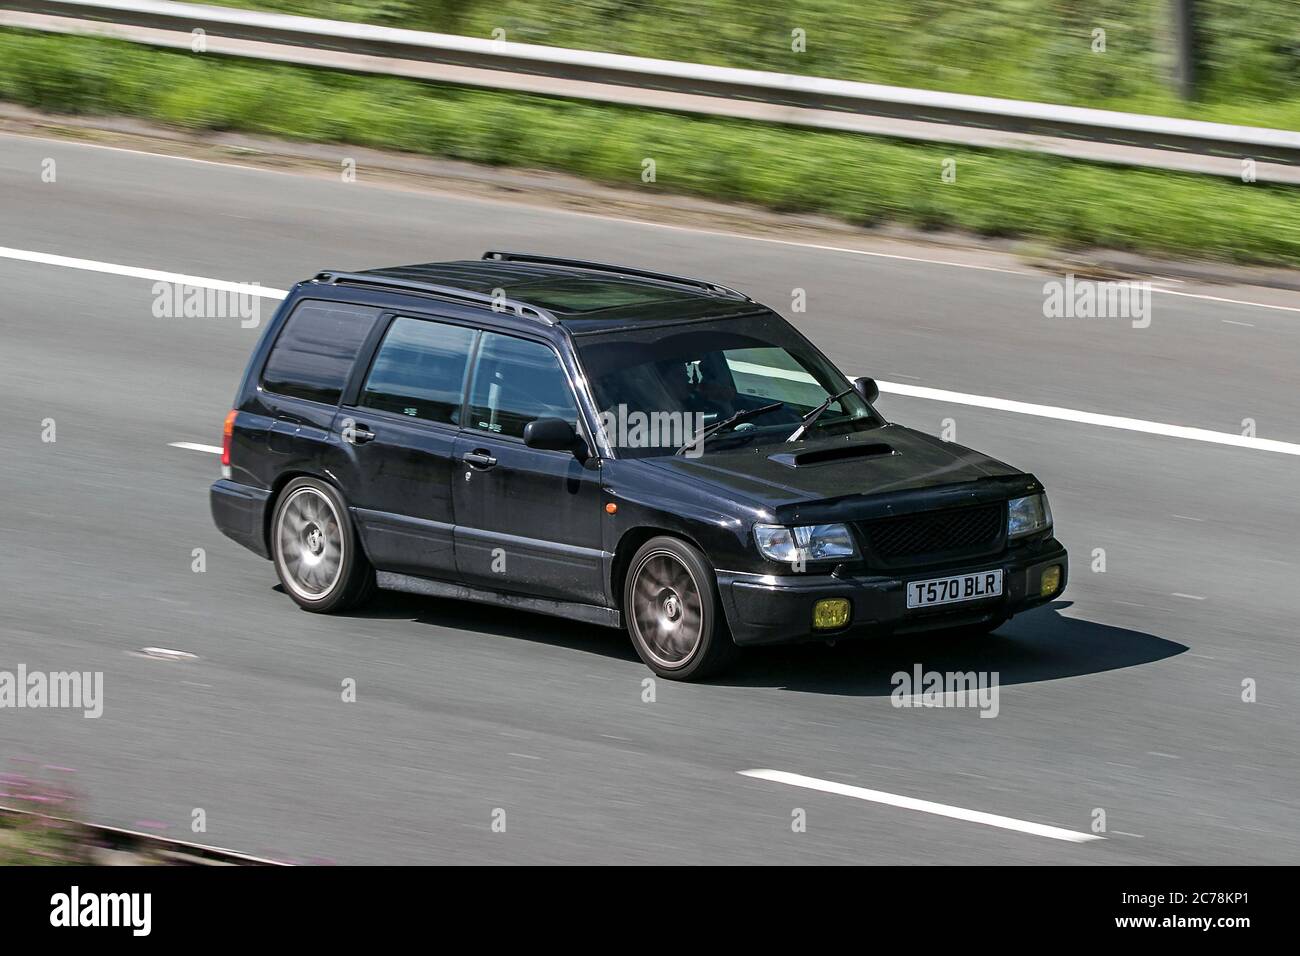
[853,376,879,405]
[524,417,580,451]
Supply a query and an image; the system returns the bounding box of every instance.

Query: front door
[452,331,605,605]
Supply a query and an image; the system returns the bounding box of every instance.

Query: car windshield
[572,311,880,458]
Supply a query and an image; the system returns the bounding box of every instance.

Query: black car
[211,251,1067,679]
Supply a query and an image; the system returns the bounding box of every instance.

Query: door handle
[462,450,497,469]
[346,423,376,445]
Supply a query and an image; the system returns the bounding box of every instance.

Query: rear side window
[261,301,380,405]
[360,317,476,424]
[466,333,578,440]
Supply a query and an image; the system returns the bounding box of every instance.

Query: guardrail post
[1170,0,1198,100]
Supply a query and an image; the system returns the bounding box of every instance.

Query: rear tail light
[222,410,237,467]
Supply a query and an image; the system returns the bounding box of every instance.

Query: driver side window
[466,332,579,440]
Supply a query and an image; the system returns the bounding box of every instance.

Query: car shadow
[716,601,1188,695]
[335,590,1185,693]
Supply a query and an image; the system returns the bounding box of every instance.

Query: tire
[623,536,738,680]
[271,477,375,613]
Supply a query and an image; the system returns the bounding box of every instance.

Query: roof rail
[313,271,556,324]
[481,251,752,301]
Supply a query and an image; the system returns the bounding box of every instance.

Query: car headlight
[754,523,858,563]
[1007,493,1052,539]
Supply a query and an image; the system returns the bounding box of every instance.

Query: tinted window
[360,317,475,424]
[466,333,578,440]
[262,302,379,405]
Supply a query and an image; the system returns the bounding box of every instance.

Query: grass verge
[0,769,93,865]
[1,29,1298,267]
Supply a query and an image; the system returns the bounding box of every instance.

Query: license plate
[906,569,1002,609]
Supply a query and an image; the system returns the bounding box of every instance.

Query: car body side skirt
[375,570,622,629]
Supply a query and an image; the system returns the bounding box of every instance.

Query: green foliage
[0,769,92,865]
[214,0,1300,127]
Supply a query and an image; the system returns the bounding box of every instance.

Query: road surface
[1,131,1297,863]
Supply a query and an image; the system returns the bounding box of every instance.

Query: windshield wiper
[676,401,785,456]
[785,386,854,443]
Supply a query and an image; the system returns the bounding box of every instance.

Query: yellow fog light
[1040,565,1062,597]
[813,598,850,629]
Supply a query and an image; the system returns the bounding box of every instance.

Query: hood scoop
[769,442,896,468]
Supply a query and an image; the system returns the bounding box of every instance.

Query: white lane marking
[169,441,223,454]
[0,246,289,299]
[1171,514,1204,521]
[876,380,1300,456]
[136,647,199,662]
[1154,287,1300,315]
[739,769,1103,843]
[1222,319,1255,327]
[3,245,1296,458]
[1171,592,1206,601]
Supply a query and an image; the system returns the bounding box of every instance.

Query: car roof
[312,252,768,333]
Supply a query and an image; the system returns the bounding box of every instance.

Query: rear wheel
[271,477,375,613]
[624,536,737,680]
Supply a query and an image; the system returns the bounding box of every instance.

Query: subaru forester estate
[211,252,1067,679]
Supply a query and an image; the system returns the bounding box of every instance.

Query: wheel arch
[262,469,350,556]
[610,526,709,615]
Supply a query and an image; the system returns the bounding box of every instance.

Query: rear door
[337,314,477,578]
[250,300,383,486]
[452,331,606,605]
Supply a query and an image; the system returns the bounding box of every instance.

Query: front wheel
[623,536,737,680]
[271,477,375,613]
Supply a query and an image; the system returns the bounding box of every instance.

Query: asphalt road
[1,131,1298,864]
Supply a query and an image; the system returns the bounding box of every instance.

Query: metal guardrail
[1,804,287,864]
[4,0,1300,168]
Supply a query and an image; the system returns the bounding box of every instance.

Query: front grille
[862,503,1004,565]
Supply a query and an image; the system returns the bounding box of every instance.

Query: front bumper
[716,541,1067,646]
